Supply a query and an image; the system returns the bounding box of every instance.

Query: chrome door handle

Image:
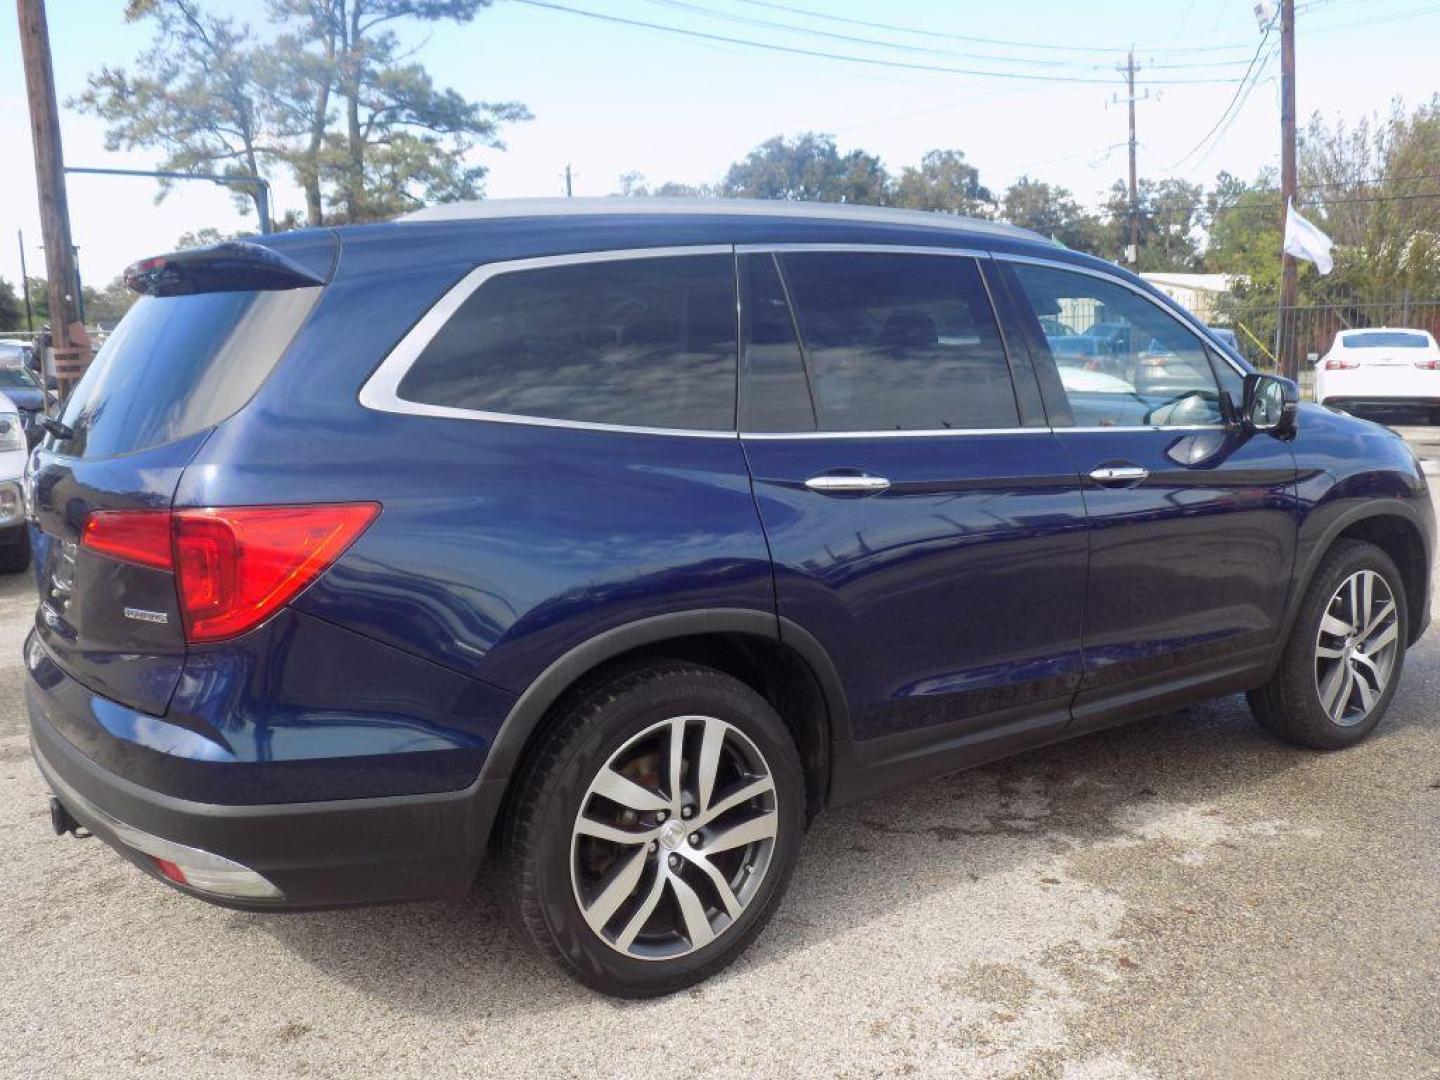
[804,473,892,495]
[1088,465,1149,485]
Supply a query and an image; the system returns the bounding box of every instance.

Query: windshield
[1343,331,1431,349]
[0,367,38,389]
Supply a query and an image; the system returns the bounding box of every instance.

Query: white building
[1140,273,1235,323]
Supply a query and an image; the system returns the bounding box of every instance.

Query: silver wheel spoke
[1348,574,1361,629]
[1352,666,1377,711]
[1363,620,1398,656]
[668,717,686,806]
[700,776,775,824]
[686,852,744,920]
[575,816,656,846]
[613,866,668,950]
[696,717,726,813]
[1362,600,1395,640]
[1359,572,1374,630]
[1318,659,1349,717]
[1315,643,1345,659]
[706,812,778,854]
[583,847,649,933]
[1320,613,1352,638]
[667,872,716,949]
[590,767,669,813]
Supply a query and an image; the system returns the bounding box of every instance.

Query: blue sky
[2,0,1438,289]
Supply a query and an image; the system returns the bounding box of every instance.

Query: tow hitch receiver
[50,796,90,838]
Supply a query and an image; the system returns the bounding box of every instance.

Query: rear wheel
[1249,540,1407,749]
[500,662,804,997]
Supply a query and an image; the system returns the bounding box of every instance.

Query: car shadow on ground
[247,679,1436,1018]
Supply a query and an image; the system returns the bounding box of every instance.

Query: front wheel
[1249,539,1408,749]
[500,662,804,997]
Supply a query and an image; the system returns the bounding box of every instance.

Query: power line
[636,0,1258,70]
[1165,25,1276,171]
[722,0,1259,55]
[512,0,1248,85]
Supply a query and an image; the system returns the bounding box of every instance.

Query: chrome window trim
[992,252,1250,378]
[358,245,741,439]
[741,427,1050,440]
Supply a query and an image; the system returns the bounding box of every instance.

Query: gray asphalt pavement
[2,475,1437,1078]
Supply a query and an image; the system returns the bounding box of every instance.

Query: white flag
[1283,199,1334,275]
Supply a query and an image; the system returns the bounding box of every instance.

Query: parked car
[0,392,30,571]
[0,365,52,446]
[1314,327,1440,422]
[1207,327,1240,351]
[27,202,1434,998]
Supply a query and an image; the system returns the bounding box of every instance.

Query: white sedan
[1314,328,1440,421]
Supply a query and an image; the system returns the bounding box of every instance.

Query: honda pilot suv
[27,200,1434,997]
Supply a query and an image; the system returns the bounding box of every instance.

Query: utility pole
[17,0,89,389]
[1277,0,1299,380]
[17,232,34,333]
[563,163,574,198]
[1114,50,1149,267]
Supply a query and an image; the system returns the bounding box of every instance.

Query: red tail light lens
[173,504,379,642]
[81,503,379,643]
[81,509,173,571]
[1414,359,1440,370]
[1324,357,1360,370]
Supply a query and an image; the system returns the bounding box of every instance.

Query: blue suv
[27,199,1434,996]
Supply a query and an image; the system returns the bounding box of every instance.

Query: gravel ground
[1,482,1437,1079]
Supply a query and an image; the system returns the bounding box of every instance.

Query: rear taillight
[1414,359,1440,370]
[1324,357,1360,370]
[79,503,379,643]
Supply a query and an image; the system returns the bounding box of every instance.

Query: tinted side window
[57,287,319,459]
[740,254,814,432]
[397,254,738,431]
[1011,264,1224,428]
[779,253,1018,432]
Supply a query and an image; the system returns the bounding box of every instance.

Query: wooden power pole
[1125,49,1140,266]
[17,0,90,389]
[1278,0,1299,379]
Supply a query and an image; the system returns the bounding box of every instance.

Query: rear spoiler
[124,241,327,297]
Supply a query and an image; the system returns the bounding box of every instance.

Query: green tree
[83,278,141,328]
[1000,177,1106,253]
[1105,178,1204,271]
[265,0,530,223]
[73,1,274,223]
[720,133,890,204]
[74,0,531,227]
[0,279,24,331]
[891,150,993,217]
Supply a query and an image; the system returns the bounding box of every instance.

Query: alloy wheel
[1314,569,1400,726]
[570,714,778,960]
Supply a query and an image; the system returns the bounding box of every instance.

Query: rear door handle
[1088,465,1149,485]
[804,473,892,495]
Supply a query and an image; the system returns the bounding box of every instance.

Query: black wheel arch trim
[1273,499,1434,667]
[477,608,853,827]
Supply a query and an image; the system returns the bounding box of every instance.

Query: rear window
[396,254,738,431]
[1343,331,1431,349]
[56,287,319,458]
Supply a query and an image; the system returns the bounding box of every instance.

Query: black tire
[499,661,805,998]
[1248,539,1408,750]
[0,530,31,574]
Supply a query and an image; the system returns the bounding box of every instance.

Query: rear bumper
[28,683,506,911]
[1320,395,1440,411]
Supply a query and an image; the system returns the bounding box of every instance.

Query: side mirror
[1242,373,1299,436]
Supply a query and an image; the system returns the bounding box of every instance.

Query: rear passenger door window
[1009,263,1226,428]
[396,253,737,431]
[776,252,1019,432]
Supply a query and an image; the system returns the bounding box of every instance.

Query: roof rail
[397,197,1051,244]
